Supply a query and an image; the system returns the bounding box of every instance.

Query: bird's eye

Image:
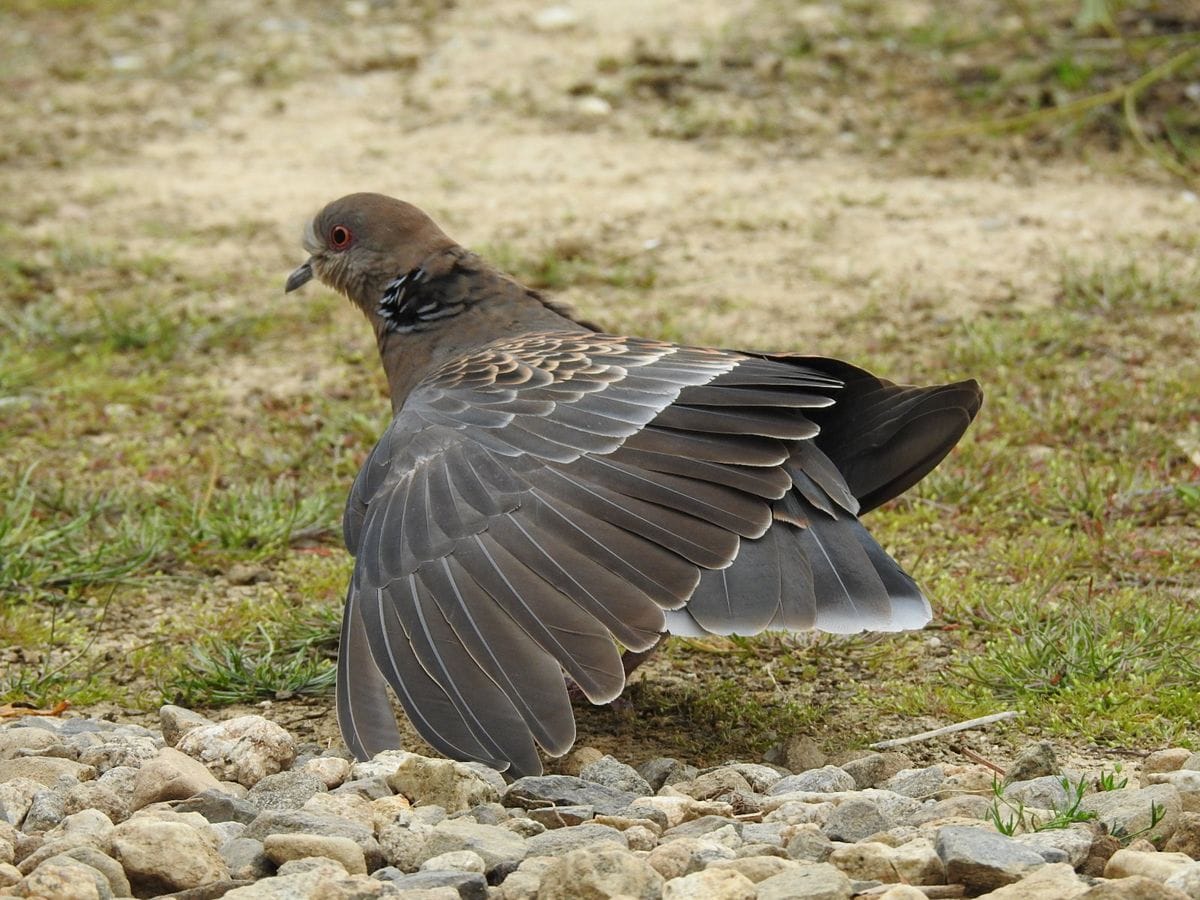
[330,225,353,250]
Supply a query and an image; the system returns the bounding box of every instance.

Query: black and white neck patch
[377,266,470,334]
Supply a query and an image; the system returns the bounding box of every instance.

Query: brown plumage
[286,192,983,775]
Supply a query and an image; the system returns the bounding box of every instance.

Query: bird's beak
[285,260,314,293]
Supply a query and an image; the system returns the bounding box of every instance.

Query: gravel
[2,709,1198,899]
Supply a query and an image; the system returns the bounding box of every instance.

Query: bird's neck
[368,255,587,412]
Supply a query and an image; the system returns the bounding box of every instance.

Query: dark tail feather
[777,357,982,513]
[682,492,930,637]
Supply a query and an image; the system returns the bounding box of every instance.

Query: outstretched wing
[338,333,850,773]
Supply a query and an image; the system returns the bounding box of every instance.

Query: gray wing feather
[337,334,962,773]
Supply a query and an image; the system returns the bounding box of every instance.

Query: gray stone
[710,855,799,882]
[1081,874,1192,899]
[1164,811,1200,858]
[906,793,992,824]
[131,746,224,810]
[47,845,130,897]
[1003,775,1074,810]
[647,837,737,879]
[451,801,507,826]
[375,867,487,899]
[0,778,42,827]
[264,832,368,875]
[504,775,639,816]
[787,824,834,862]
[975,862,1088,898]
[349,749,414,781]
[823,798,887,842]
[525,821,626,857]
[1150,770,1200,813]
[741,822,787,847]
[882,765,946,799]
[662,815,742,841]
[935,824,1046,891]
[1165,862,1200,898]
[221,836,272,880]
[175,788,261,824]
[685,768,753,800]
[60,782,128,825]
[719,763,784,794]
[21,788,66,833]
[770,735,826,774]
[245,770,326,811]
[1005,741,1059,783]
[771,766,856,795]
[1079,783,1181,844]
[159,705,213,747]
[526,805,593,828]
[756,861,853,899]
[579,755,653,796]
[637,758,698,792]
[109,817,229,895]
[333,776,394,801]
[0,756,95,787]
[620,804,670,831]
[386,756,502,814]
[76,735,160,773]
[421,820,527,872]
[539,845,663,900]
[20,858,113,900]
[839,754,889,790]
[223,859,396,897]
[1142,749,1191,786]
[242,809,383,871]
[1014,825,1096,867]
[420,850,486,873]
[0,728,63,760]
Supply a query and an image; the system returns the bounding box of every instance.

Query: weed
[166,621,337,706]
[1097,764,1128,792]
[985,775,1098,835]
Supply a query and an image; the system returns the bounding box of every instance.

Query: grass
[588,0,1200,183]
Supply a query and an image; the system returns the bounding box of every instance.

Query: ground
[1,0,1198,777]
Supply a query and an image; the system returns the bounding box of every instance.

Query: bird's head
[285,193,457,314]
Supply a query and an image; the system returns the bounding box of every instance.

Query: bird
[284,192,982,777]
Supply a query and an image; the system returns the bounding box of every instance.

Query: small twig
[869,711,1020,750]
[960,746,1007,776]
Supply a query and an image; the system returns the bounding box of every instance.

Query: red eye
[330,225,352,250]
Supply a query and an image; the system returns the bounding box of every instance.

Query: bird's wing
[338,332,849,773]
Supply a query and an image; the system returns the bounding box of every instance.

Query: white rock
[532,5,579,31]
[664,866,756,899]
[301,756,351,789]
[386,755,502,813]
[176,716,296,788]
[420,849,486,873]
[1105,847,1195,881]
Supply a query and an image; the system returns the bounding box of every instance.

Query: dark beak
[285,260,314,293]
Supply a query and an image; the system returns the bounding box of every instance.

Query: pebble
[4,711,1199,897]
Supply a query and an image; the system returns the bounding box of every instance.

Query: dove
[285,193,982,775]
